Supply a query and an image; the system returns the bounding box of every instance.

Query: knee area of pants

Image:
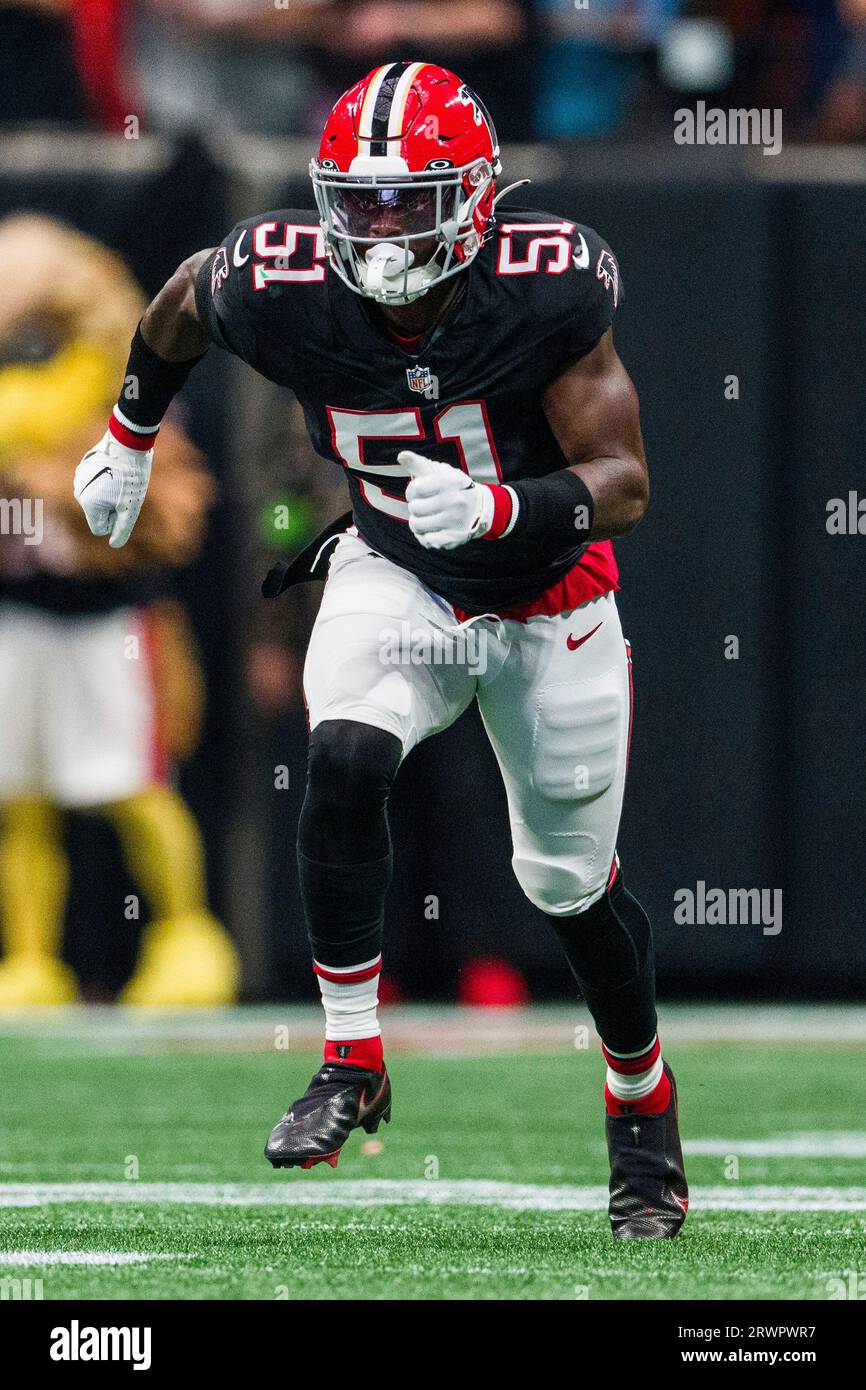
[529,682,624,802]
[513,857,609,918]
[307,721,400,810]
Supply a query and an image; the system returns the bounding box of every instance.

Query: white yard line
[1,1003,866,1053]
[0,1251,172,1265]
[1,1181,866,1212]
[684,1132,866,1157]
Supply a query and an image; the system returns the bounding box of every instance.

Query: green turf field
[1,1006,864,1300]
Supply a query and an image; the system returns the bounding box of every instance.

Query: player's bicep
[542,330,648,536]
[542,329,645,470]
[179,249,213,322]
[141,248,214,361]
[172,249,214,341]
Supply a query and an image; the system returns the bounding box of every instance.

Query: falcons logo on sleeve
[211,246,229,296]
[596,248,619,308]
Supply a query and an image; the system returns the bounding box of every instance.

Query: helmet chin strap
[360,242,440,304]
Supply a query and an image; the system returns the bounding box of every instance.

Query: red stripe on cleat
[300,1150,341,1170]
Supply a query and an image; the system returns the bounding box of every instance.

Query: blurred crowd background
[0,0,864,1009]
[2,0,866,142]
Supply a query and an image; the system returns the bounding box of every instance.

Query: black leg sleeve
[547,873,658,1054]
[297,719,402,967]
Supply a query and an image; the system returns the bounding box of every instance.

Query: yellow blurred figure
[0,213,239,1007]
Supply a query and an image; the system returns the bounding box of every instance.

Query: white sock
[313,954,381,1040]
[604,1035,664,1102]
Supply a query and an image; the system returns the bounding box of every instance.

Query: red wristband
[108,412,159,451]
[482,484,514,540]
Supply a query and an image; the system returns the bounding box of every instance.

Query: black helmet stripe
[369,61,412,157]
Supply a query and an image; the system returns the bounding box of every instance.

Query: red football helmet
[311,62,502,304]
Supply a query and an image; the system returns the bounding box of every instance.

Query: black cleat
[265,1062,391,1170]
[606,1062,689,1239]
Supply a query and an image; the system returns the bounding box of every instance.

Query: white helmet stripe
[387,61,426,140]
[357,65,392,150]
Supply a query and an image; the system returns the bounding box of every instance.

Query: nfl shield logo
[406,364,434,394]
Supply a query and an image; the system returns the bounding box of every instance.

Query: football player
[74,63,687,1237]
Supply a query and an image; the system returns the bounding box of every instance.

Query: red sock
[324,1036,384,1072]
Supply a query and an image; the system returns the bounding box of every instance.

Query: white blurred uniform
[0,602,162,808]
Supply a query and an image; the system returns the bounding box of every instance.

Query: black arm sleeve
[508,469,594,544]
[114,323,205,431]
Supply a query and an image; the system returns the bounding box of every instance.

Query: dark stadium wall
[537,176,782,994]
[782,185,866,990]
[527,175,866,998]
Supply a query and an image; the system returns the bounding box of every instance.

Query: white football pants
[303,532,633,916]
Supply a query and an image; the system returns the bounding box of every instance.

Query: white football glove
[73,430,153,548]
[400,450,495,550]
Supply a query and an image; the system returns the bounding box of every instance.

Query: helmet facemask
[311,157,496,305]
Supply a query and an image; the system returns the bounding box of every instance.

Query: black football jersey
[194,206,622,612]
